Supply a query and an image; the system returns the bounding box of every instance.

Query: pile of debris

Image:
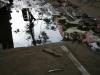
[47,0,100,52]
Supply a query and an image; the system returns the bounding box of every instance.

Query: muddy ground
[0,41,100,75]
[0,43,81,75]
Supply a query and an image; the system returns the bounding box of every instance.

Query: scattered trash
[88,42,100,52]
[48,68,64,73]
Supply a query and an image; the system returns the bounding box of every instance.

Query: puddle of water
[10,9,33,48]
[10,0,63,48]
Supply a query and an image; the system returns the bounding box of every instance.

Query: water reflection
[10,1,63,48]
[11,9,32,47]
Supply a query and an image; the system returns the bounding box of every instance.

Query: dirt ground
[70,0,100,20]
[64,41,100,75]
[0,43,81,75]
[0,41,100,75]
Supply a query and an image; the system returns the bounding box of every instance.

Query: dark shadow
[0,4,13,49]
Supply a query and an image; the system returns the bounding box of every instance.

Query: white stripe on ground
[60,46,90,75]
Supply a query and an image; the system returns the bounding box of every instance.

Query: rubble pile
[47,0,100,52]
